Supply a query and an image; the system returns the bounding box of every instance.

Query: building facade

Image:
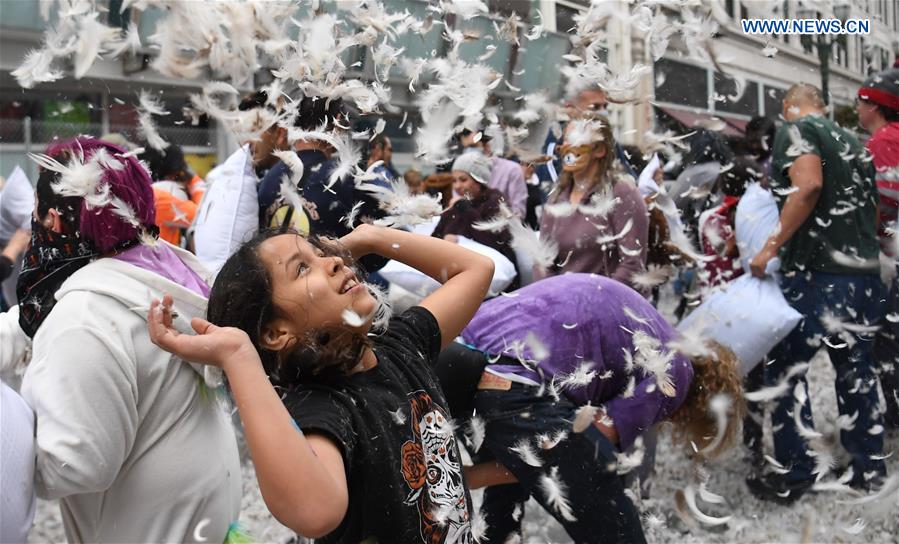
[2,0,897,181]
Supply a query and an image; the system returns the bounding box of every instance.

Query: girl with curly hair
[442,273,744,543]
[148,224,494,543]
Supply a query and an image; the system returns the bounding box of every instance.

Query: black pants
[474,382,646,544]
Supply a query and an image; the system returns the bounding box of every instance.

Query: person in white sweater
[17,138,241,543]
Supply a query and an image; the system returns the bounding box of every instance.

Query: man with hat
[858,67,899,428]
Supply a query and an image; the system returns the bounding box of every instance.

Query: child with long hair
[443,273,744,543]
[147,224,494,543]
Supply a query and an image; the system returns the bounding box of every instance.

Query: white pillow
[193,146,259,276]
[678,274,802,375]
[378,236,517,297]
[0,166,34,240]
[735,183,782,273]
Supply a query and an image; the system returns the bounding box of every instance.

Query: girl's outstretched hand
[148,294,257,370]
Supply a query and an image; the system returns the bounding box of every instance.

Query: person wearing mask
[18,138,241,542]
[748,84,886,500]
[536,117,649,293]
[459,128,528,218]
[537,86,638,186]
[857,67,899,428]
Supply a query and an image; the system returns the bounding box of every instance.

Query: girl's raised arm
[342,225,494,348]
[147,296,349,538]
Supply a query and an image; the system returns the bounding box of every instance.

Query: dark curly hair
[207,229,371,389]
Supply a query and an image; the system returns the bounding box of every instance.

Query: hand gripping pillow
[193,146,259,276]
[679,185,800,375]
[677,274,802,375]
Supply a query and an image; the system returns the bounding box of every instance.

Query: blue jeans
[767,271,886,484]
[474,383,646,544]
[873,270,899,426]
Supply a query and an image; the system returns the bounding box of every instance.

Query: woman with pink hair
[16,137,242,543]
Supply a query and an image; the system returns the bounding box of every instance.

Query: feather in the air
[677,485,732,526]
[466,415,485,452]
[571,404,598,433]
[744,363,810,402]
[510,438,543,467]
[538,467,577,522]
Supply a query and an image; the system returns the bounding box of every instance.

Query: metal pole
[818,35,831,105]
[24,116,34,182]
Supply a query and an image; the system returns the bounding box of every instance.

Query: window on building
[555,3,580,33]
[514,31,572,97]
[724,0,747,20]
[713,73,759,117]
[488,0,531,19]
[763,85,786,117]
[654,58,707,109]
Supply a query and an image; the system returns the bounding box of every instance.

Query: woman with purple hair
[15,138,242,543]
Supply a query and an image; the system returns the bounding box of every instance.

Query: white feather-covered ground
[27,294,899,544]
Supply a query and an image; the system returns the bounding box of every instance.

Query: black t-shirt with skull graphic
[284,307,474,544]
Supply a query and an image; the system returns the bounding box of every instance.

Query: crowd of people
[0,48,898,544]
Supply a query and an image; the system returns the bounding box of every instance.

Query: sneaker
[746,473,813,505]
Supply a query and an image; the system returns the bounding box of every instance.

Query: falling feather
[466,415,485,452]
[698,394,732,457]
[677,485,732,526]
[538,430,568,450]
[744,363,810,402]
[359,178,443,227]
[538,467,577,522]
[572,404,598,433]
[555,361,597,390]
[510,438,543,467]
[840,518,867,535]
[12,48,64,88]
[341,201,365,230]
[272,150,305,186]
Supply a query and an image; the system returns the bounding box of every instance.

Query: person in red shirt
[857,67,899,428]
[697,158,763,289]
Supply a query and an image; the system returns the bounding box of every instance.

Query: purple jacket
[489,156,528,217]
[461,273,693,450]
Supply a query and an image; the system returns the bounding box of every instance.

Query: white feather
[11,48,63,88]
[744,363,810,402]
[466,415,486,452]
[272,150,305,186]
[538,467,577,522]
[571,404,598,433]
[698,394,732,456]
[510,438,542,467]
[680,485,732,526]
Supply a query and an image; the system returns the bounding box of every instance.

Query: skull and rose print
[401,391,472,544]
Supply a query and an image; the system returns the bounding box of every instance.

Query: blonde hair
[668,341,745,460]
[550,115,617,204]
